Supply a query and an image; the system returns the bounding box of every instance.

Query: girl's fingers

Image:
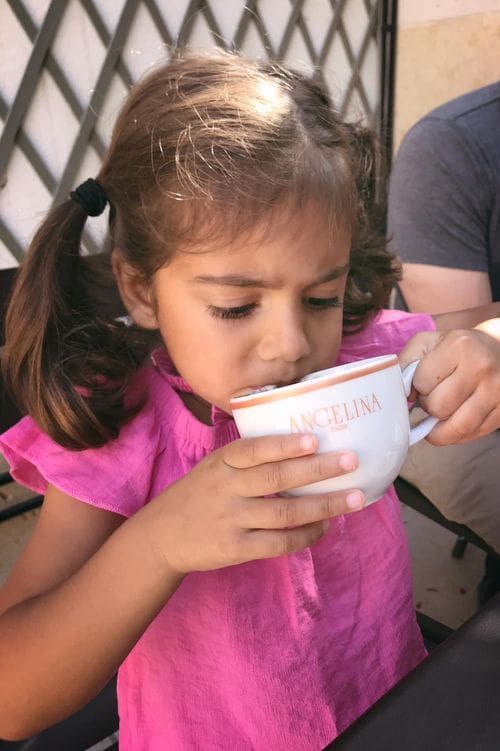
[222,434,359,496]
[222,433,319,469]
[243,522,331,560]
[240,449,359,496]
[239,489,365,530]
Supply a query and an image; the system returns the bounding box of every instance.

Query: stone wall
[394,0,500,150]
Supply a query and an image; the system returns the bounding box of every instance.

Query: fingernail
[346,491,364,509]
[339,452,357,472]
[299,435,316,452]
[321,520,330,531]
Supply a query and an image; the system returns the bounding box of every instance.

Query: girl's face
[151,203,350,421]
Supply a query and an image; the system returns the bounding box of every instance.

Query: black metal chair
[394,476,496,560]
[0,376,43,520]
[0,679,118,751]
[395,474,499,649]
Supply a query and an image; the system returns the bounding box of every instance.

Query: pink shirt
[0,310,433,750]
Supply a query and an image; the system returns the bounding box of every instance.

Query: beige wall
[394,0,500,152]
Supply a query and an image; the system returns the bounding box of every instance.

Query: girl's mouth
[233,375,307,398]
[236,384,278,397]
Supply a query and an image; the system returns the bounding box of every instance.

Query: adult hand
[399,327,500,445]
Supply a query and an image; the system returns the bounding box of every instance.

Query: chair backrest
[0,268,18,348]
[0,677,118,751]
[0,268,22,432]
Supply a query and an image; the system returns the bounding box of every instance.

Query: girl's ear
[111,250,158,330]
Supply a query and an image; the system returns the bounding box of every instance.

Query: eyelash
[208,297,342,320]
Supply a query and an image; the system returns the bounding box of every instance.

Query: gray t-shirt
[388,82,500,303]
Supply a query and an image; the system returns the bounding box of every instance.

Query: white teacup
[230,355,438,505]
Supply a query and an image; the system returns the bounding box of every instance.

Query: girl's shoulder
[337,309,435,364]
[0,350,230,517]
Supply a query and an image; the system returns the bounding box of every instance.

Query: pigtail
[3,200,154,449]
[342,122,401,332]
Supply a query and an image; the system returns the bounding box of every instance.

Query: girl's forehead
[175,198,351,258]
[169,204,351,281]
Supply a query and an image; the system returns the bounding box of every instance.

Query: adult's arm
[388,118,493,313]
[433,302,500,331]
[400,265,491,314]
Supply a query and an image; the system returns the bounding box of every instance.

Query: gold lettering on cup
[289,392,383,433]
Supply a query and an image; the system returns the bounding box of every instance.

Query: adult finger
[417,369,476,422]
[427,396,500,445]
[412,330,494,406]
[470,404,500,440]
[398,330,444,372]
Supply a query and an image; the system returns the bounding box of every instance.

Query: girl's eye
[208,303,257,320]
[306,296,341,311]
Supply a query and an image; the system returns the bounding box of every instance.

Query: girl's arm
[0,484,184,739]
[0,433,363,740]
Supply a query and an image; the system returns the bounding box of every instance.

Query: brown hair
[3,49,399,449]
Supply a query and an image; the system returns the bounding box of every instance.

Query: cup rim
[230,354,399,410]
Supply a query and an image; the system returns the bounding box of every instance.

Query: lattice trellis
[0,0,396,266]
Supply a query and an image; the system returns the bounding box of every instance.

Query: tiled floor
[401,502,484,629]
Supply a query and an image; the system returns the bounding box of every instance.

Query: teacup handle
[400,360,439,446]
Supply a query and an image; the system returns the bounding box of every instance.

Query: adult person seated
[388,81,500,604]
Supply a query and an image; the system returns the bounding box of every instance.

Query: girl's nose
[257,310,311,363]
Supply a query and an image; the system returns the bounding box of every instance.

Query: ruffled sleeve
[0,392,162,518]
[0,350,240,518]
[337,309,435,364]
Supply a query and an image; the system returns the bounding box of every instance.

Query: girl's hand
[399,327,500,445]
[149,434,364,574]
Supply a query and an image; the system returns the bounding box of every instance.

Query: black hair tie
[70,178,108,217]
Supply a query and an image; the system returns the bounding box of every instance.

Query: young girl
[1,50,500,750]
